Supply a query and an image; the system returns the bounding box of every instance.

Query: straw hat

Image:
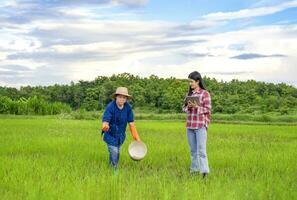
[111,87,132,99]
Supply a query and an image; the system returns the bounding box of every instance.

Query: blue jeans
[187,127,210,173]
[107,144,121,168]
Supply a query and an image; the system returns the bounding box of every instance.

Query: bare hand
[102,122,109,132]
[188,101,199,109]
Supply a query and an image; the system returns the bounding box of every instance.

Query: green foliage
[0,96,71,115]
[1,74,297,114]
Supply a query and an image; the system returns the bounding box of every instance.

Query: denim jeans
[187,127,210,173]
[107,144,121,168]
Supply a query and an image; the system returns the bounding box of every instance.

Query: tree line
[0,73,296,115]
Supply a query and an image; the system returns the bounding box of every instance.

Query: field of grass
[1,110,297,125]
[0,117,297,200]
[68,111,297,124]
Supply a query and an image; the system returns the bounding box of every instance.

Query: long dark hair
[187,71,206,96]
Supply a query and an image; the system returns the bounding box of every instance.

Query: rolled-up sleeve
[127,105,134,123]
[102,105,113,122]
[199,91,211,114]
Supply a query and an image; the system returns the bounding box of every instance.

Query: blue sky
[0,0,297,87]
[138,0,258,22]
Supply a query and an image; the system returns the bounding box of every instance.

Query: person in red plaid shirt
[183,71,211,178]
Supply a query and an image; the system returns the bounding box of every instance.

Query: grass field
[0,118,296,200]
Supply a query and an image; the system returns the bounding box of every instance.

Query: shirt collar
[113,100,125,110]
[193,88,203,94]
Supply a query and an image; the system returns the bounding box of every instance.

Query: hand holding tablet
[184,96,200,108]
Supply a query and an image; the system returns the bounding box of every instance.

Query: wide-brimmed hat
[111,87,132,99]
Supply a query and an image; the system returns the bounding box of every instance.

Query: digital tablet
[184,96,200,105]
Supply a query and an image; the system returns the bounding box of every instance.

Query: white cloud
[194,25,297,85]
[111,0,148,7]
[203,0,297,20]
[2,22,297,87]
[0,1,296,87]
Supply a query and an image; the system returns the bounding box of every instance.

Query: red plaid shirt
[183,88,211,129]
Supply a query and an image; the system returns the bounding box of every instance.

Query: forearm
[198,105,211,114]
[199,92,211,114]
[129,122,140,141]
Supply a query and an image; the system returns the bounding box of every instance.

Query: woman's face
[189,78,199,89]
[116,95,127,106]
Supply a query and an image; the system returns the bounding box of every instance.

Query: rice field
[0,117,296,200]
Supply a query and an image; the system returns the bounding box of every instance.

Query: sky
[0,0,297,87]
